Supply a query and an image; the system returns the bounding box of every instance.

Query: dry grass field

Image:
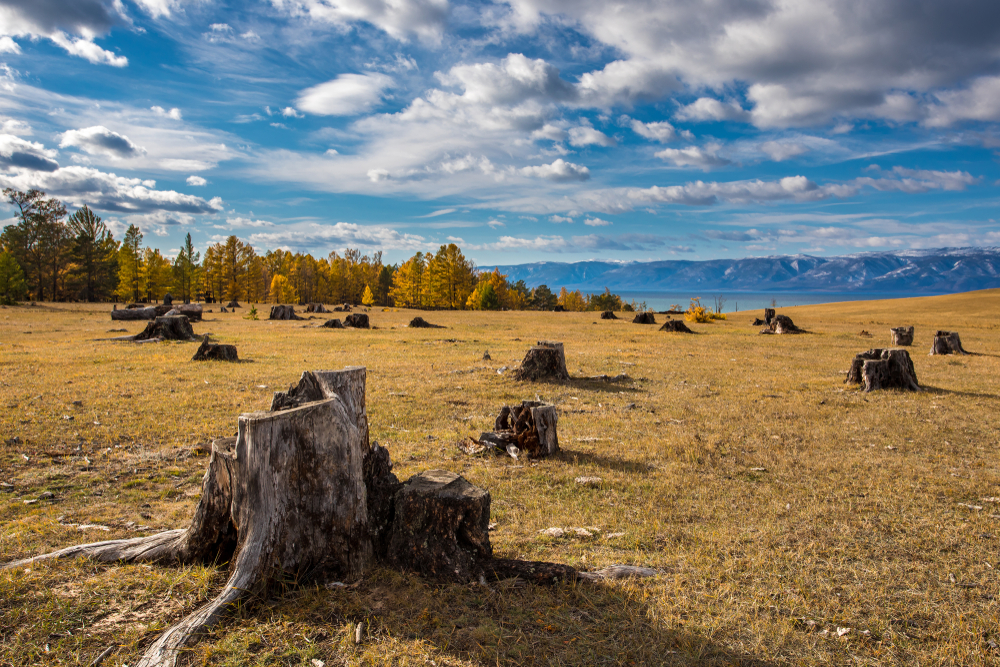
[1,291,999,666]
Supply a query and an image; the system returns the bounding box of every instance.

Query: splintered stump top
[890,326,914,346]
[632,312,656,324]
[477,401,559,459]
[387,470,492,582]
[847,348,920,392]
[513,341,569,381]
[192,337,239,361]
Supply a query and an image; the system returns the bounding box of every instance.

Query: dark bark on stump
[192,336,239,361]
[930,330,968,355]
[764,308,775,324]
[760,314,802,334]
[600,311,618,320]
[333,304,352,312]
[306,302,329,313]
[632,312,656,324]
[322,318,344,328]
[226,301,240,309]
[846,348,919,392]
[475,401,559,459]
[752,318,765,326]
[386,470,492,583]
[659,320,693,333]
[890,326,914,346]
[513,341,569,381]
[163,294,173,306]
[132,315,197,342]
[269,305,303,320]
[409,316,443,328]
[345,313,370,328]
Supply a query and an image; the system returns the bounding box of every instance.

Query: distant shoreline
[614,290,943,313]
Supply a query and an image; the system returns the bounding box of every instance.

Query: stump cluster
[473,401,559,459]
[269,305,303,320]
[344,313,370,328]
[600,310,618,320]
[930,330,968,355]
[846,348,920,392]
[659,320,693,333]
[409,316,443,328]
[890,326,914,346]
[513,341,569,381]
[192,336,239,362]
[131,315,197,342]
[632,312,656,324]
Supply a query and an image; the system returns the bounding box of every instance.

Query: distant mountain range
[491,247,1000,294]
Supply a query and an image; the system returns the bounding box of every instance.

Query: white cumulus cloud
[186,175,207,186]
[60,126,145,159]
[296,73,393,116]
[520,158,590,182]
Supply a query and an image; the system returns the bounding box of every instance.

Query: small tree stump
[386,470,491,583]
[474,401,559,459]
[220,306,228,313]
[764,308,775,324]
[192,336,239,361]
[226,301,240,309]
[409,316,443,328]
[163,293,173,306]
[305,302,329,313]
[632,312,656,324]
[930,330,968,355]
[659,320,693,333]
[751,318,765,326]
[269,305,303,320]
[600,311,618,320]
[111,306,157,321]
[846,348,919,392]
[513,341,569,381]
[132,315,197,342]
[890,326,914,346]
[760,314,802,334]
[175,304,203,322]
[333,304,352,312]
[322,318,344,328]
[344,313,370,328]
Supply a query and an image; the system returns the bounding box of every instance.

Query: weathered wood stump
[752,318,766,326]
[344,313,370,328]
[333,304,352,312]
[174,303,203,322]
[163,293,173,306]
[760,313,802,334]
[764,308,775,324]
[321,318,344,328]
[600,311,618,320]
[632,312,656,324]
[513,341,569,381]
[659,320,693,333]
[269,305,303,320]
[132,315,197,342]
[111,306,157,321]
[226,300,240,309]
[890,326,914,346]
[473,401,559,459]
[846,348,919,392]
[192,336,239,361]
[305,302,328,313]
[387,470,491,582]
[930,330,968,355]
[408,316,443,328]
[220,306,229,313]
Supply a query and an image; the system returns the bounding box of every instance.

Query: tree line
[0,188,631,311]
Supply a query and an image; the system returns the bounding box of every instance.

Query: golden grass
[1,292,999,666]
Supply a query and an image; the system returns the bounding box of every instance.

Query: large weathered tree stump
[344,313,370,328]
[600,310,618,320]
[632,312,656,324]
[659,320,693,333]
[846,348,919,392]
[111,306,157,321]
[764,308,775,324]
[408,316,443,328]
[132,315,197,342]
[269,305,303,320]
[305,302,328,313]
[930,330,968,355]
[513,341,569,381]
[192,336,239,361]
[386,470,491,582]
[890,326,914,346]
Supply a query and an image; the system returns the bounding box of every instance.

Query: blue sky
[1,0,999,265]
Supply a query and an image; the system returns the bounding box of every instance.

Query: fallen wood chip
[538,527,564,537]
[604,532,626,539]
[575,476,603,485]
[457,438,487,456]
[958,503,984,510]
[577,565,659,581]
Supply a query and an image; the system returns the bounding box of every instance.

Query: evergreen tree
[1,188,69,301]
[116,225,144,302]
[361,284,375,306]
[172,233,200,303]
[0,251,27,304]
[66,206,118,301]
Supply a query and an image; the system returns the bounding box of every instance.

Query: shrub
[684,297,714,323]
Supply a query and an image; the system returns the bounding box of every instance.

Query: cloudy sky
[1,0,999,263]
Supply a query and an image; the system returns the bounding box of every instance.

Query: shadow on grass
[919,385,1000,400]
[555,448,655,475]
[517,378,644,395]
[202,567,780,667]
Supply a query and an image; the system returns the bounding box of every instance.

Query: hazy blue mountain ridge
[490,248,1000,293]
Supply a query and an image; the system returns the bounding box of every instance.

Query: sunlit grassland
[1,291,998,666]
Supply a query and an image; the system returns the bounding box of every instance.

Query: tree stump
[386,470,491,583]
[111,306,157,321]
[131,315,197,342]
[333,304,352,312]
[192,336,239,361]
[846,348,919,392]
[473,401,559,459]
[344,313,370,328]
[600,310,618,320]
[764,308,775,324]
[163,293,173,306]
[322,318,344,328]
[513,341,569,381]
[174,304,203,322]
[220,306,228,313]
[408,316,443,328]
[751,318,765,326]
[305,302,329,313]
[890,326,914,346]
[226,300,240,309]
[659,320,693,333]
[632,312,656,324]
[930,330,968,355]
[760,314,802,334]
[269,305,303,320]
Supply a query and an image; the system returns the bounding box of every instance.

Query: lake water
[615,291,931,314]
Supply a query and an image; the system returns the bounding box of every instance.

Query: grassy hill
[1,292,998,666]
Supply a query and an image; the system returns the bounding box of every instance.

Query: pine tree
[361,284,374,306]
[66,206,118,302]
[172,233,200,303]
[0,251,27,304]
[116,225,144,302]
